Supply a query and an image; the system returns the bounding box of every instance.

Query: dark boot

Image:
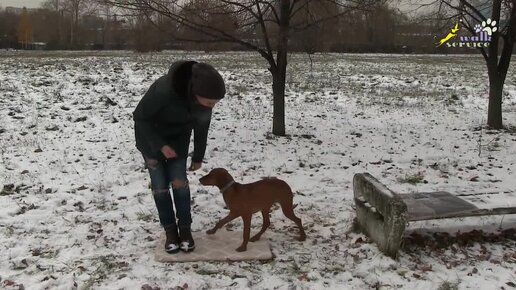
[179,226,195,252]
[164,225,180,254]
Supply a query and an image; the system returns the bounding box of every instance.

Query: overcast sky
[0,0,44,8]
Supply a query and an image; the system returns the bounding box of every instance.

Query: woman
[133,61,225,253]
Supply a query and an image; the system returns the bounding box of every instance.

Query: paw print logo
[481,18,498,36]
[474,24,482,33]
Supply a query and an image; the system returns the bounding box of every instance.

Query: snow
[1,51,516,289]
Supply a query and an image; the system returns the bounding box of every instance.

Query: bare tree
[65,0,85,48]
[17,8,33,49]
[177,0,238,50]
[47,0,97,48]
[288,1,342,53]
[132,11,164,51]
[102,0,382,136]
[423,0,515,129]
[97,3,112,48]
[42,0,61,46]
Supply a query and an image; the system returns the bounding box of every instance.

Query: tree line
[1,0,451,53]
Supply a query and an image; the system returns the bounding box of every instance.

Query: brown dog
[199,168,306,252]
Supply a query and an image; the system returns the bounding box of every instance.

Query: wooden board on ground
[155,230,273,263]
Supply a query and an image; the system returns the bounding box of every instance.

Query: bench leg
[354,173,408,259]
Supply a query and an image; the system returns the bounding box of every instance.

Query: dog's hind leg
[250,208,271,242]
[236,213,252,252]
[280,201,306,241]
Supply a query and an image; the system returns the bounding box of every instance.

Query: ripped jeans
[143,156,191,229]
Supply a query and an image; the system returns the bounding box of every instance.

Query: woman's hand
[160,145,177,159]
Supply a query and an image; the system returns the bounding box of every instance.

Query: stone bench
[353,173,516,259]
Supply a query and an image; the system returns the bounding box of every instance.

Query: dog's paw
[206,229,216,235]
[236,245,247,252]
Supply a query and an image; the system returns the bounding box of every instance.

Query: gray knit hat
[191,63,226,100]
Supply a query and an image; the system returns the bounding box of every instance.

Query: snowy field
[1,51,516,290]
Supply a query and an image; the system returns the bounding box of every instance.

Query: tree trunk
[70,12,74,48]
[271,0,291,136]
[73,6,79,48]
[487,69,504,129]
[56,0,61,48]
[486,33,514,129]
[485,0,506,129]
[272,68,286,136]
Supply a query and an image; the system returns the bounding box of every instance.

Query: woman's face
[195,95,220,108]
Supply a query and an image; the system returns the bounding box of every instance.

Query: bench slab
[400,190,516,221]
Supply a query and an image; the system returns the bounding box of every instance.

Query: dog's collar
[220,180,235,193]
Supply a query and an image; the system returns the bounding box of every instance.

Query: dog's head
[199,168,232,186]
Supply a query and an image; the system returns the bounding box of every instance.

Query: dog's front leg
[206,212,238,235]
[236,214,252,252]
